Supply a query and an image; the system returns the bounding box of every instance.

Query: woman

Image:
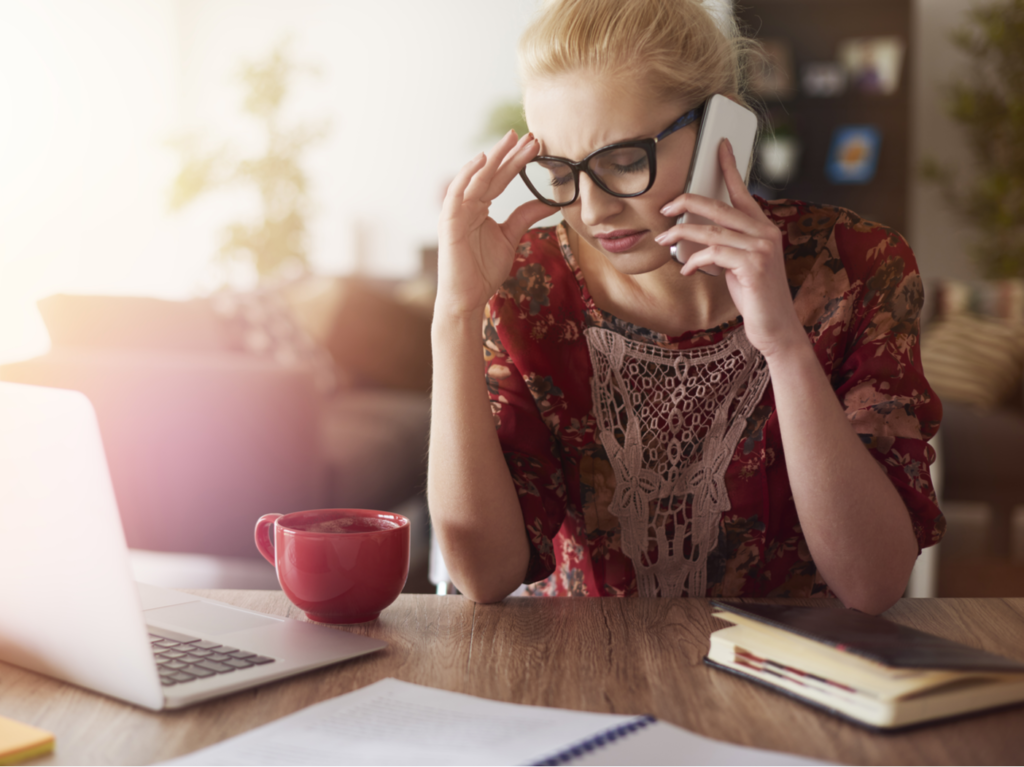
[427,0,943,614]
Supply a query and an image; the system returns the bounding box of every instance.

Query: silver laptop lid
[0,382,164,710]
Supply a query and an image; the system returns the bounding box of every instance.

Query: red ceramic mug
[255,508,410,624]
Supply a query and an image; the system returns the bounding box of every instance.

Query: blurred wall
[908,0,980,286]
[175,0,550,279]
[175,0,983,283]
[0,0,182,363]
[0,0,986,365]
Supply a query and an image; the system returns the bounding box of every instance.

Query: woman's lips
[594,229,647,253]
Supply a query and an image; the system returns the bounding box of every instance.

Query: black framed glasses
[519,102,705,207]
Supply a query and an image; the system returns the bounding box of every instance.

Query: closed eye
[611,157,649,175]
[538,160,573,187]
[593,148,649,178]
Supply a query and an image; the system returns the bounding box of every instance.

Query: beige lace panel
[585,325,771,597]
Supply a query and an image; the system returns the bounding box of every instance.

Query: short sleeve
[831,224,945,551]
[483,301,568,583]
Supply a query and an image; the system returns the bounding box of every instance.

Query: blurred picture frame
[749,39,796,100]
[837,36,905,95]
[801,62,846,98]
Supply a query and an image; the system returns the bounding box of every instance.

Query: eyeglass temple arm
[654,103,705,143]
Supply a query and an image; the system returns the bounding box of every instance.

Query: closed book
[704,601,1024,730]
[0,715,54,766]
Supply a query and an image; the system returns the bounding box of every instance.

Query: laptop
[0,381,386,711]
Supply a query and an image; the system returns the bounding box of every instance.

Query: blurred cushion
[921,312,1024,409]
[210,287,336,394]
[940,400,1024,500]
[933,278,1024,322]
[319,388,430,509]
[281,276,344,347]
[321,277,433,392]
[38,294,231,352]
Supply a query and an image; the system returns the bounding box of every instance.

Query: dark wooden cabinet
[735,0,912,235]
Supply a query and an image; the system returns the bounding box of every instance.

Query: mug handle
[255,513,283,566]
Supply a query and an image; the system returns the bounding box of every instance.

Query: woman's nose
[577,173,623,226]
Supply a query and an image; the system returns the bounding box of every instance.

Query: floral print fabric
[483,198,944,598]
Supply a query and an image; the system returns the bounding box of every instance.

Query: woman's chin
[601,247,677,276]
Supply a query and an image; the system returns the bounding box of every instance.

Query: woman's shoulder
[512,224,566,268]
[489,223,586,321]
[519,223,563,246]
[759,195,899,235]
[758,196,918,284]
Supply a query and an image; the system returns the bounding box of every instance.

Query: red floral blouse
[483,198,944,598]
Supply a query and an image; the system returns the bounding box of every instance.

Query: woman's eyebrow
[540,133,648,159]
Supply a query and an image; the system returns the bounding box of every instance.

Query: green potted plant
[923,0,1024,278]
[481,99,529,142]
[169,43,328,282]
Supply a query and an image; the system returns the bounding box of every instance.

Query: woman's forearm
[427,310,530,603]
[766,341,919,614]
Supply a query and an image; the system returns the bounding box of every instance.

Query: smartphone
[670,94,759,276]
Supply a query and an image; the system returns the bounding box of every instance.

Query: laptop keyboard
[148,627,276,687]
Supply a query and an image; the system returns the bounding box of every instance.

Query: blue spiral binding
[531,715,657,765]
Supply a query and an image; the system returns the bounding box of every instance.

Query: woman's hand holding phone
[436,131,552,320]
[656,139,806,361]
[669,95,758,277]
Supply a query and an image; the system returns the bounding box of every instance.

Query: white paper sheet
[164,678,827,766]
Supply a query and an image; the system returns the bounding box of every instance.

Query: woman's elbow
[839,585,904,616]
[456,580,518,605]
[447,558,526,603]
[430,513,531,605]
[836,561,915,615]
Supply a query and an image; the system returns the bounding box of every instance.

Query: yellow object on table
[0,715,54,765]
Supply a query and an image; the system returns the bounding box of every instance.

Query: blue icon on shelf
[826,126,882,184]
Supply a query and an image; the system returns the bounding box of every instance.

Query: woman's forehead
[523,74,687,158]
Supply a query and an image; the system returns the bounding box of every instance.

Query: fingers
[502,199,554,247]
[677,244,751,278]
[659,139,767,228]
[442,131,536,220]
[660,193,758,235]
[717,138,762,217]
[656,220,753,251]
[490,132,539,198]
[442,152,485,211]
[677,229,783,280]
[463,129,530,204]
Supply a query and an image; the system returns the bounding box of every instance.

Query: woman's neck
[569,226,737,336]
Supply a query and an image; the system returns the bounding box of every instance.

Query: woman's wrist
[431,303,487,354]
[432,294,487,328]
[760,332,818,378]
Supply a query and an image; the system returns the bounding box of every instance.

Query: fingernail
[660,204,674,216]
[654,232,669,244]
[724,138,734,155]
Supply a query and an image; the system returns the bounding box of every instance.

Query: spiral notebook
[165,678,822,766]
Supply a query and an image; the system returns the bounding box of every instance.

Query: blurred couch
[0,277,434,569]
[921,278,1024,557]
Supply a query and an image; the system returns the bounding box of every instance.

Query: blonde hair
[518,0,759,111]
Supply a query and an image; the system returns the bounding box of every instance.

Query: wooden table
[3,594,1024,765]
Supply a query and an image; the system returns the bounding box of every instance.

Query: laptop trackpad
[145,601,278,636]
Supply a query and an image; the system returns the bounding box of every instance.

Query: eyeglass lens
[522,145,651,205]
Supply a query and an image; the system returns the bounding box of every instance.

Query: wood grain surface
[2,594,1023,765]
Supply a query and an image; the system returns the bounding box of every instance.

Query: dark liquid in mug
[292,517,400,534]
